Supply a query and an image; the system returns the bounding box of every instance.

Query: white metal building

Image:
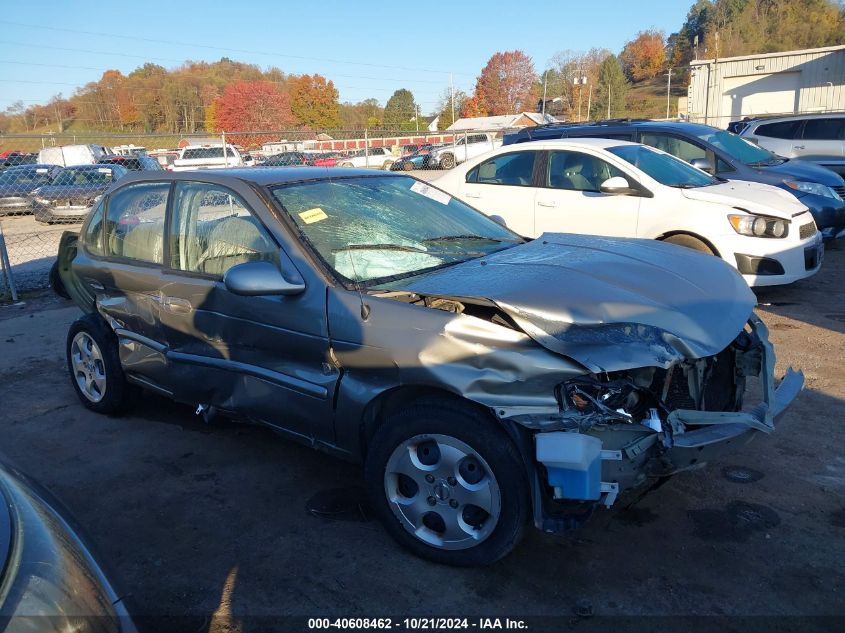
[686,45,845,128]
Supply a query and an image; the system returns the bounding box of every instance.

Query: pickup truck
[172,144,244,171]
[428,133,501,169]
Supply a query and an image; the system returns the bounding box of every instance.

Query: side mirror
[489,214,507,227]
[689,157,713,173]
[223,261,305,297]
[599,176,637,195]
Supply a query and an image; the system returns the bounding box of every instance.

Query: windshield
[0,169,53,187]
[608,144,718,188]
[271,176,522,286]
[693,128,777,165]
[182,147,233,159]
[52,168,115,186]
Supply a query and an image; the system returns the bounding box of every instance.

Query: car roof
[746,112,845,125]
[4,163,57,171]
[114,166,405,188]
[511,137,640,150]
[526,120,719,135]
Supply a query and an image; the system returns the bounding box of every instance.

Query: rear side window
[802,118,845,140]
[470,152,537,186]
[105,182,170,264]
[169,182,278,277]
[756,120,802,139]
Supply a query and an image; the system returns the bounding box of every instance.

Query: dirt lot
[0,243,843,632]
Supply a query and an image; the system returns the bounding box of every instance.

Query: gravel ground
[0,189,842,633]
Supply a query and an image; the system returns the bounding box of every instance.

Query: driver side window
[640,133,706,163]
[168,182,278,277]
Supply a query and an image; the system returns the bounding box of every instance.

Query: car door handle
[161,296,193,314]
[465,192,481,198]
[793,145,805,150]
[537,200,557,208]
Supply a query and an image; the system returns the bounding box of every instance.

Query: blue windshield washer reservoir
[535,432,602,500]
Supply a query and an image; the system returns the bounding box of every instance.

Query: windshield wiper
[332,243,427,254]
[421,235,522,244]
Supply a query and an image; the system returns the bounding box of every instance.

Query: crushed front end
[503,315,804,534]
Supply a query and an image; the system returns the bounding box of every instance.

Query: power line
[0,20,472,76]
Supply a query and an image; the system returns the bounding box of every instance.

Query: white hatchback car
[435,138,823,287]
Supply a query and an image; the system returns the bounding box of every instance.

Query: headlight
[784,180,842,201]
[728,213,789,238]
[34,197,53,205]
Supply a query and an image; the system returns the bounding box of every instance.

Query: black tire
[66,314,131,415]
[364,399,528,566]
[439,153,455,169]
[49,260,70,299]
[662,234,715,255]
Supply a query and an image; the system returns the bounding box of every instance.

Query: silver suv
[739,114,845,176]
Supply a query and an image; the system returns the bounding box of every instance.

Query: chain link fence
[0,127,513,301]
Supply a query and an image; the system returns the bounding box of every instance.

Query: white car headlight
[784,180,842,201]
[728,213,789,238]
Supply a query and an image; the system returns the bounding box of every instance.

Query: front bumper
[531,315,803,530]
[720,228,823,287]
[800,192,845,238]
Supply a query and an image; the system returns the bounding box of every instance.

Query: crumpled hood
[680,181,807,219]
[384,234,756,372]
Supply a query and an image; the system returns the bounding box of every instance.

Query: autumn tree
[340,98,383,129]
[213,80,295,133]
[383,89,417,129]
[460,94,486,118]
[434,87,467,130]
[546,48,612,120]
[289,74,341,130]
[591,55,628,119]
[474,50,538,115]
[620,30,667,81]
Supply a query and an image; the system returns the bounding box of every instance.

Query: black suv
[505,120,845,240]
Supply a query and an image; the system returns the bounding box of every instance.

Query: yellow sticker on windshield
[299,208,328,224]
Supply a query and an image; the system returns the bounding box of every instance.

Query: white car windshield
[608,145,718,188]
[271,176,522,286]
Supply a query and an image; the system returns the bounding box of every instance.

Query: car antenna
[346,251,371,320]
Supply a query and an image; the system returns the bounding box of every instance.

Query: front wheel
[439,153,455,169]
[364,400,528,566]
[662,234,715,255]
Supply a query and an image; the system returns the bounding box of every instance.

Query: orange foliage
[620,30,667,81]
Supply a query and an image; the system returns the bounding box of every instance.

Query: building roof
[690,43,845,66]
[446,112,555,131]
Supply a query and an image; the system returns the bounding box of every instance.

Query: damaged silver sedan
[57,168,803,566]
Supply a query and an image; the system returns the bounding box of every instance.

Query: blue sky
[0,0,692,114]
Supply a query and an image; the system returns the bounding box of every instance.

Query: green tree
[382,89,417,130]
[434,87,467,130]
[591,55,628,120]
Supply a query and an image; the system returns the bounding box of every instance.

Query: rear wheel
[439,153,455,169]
[662,234,715,255]
[365,400,528,566]
[403,161,414,171]
[66,314,130,414]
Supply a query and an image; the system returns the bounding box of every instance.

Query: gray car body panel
[379,233,757,373]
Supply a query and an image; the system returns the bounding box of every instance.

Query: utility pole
[666,67,672,119]
[607,84,612,119]
[586,83,592,121]
[542,70,548,117]
[450,73,455,126]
